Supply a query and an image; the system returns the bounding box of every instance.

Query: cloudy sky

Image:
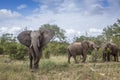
[0,0,120,41]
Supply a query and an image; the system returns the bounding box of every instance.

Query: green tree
[0,45,3,55]
[40,24,66,42]
[102,19,120,46]
[75,35,87,42]
[43,41,69,57]
[0,33,15,54]
[0,33,27,60]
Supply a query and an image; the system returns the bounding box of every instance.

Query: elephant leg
[33,50,42,69]
[68,52,71,63]
[116,56,119,62]
[114,54,119,62]
[107,53,110,61]
[102,52,106,62]
[82,51,87,62]
[29,47,35,69]
[68,51,71,63]
[29,54,33,69]
[28,48,32,69]
[73,54,78,63]
[114,55,116,61]
[116,54,119,62]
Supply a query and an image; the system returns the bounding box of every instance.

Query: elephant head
[17,29,55,48]
[102,42,119,62]
[30,29,55,58]
[81,40,98,50]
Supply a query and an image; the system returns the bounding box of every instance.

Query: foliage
[40,24,66,42]
[102,19,120,46]
[43,41,69,56]
[7,43,27,60]
[75,35,88,42]
[74,35,105,45]
[0,45,3,54]
[0,33,27,60]
[43,49,50,59]
[15,44,27,60]
[90,48,103,62]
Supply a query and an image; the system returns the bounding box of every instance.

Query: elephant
[17,29,55,70]
[67,40,99,63]
[102,43,119,62]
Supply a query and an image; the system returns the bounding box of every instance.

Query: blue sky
[0,0,120,41]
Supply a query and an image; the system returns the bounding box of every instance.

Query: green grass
[0,55,120,80]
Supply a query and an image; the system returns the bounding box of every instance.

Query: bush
[90,48,103,62]
[7,43,27,60]
[43,42,69,56]
[43,49,50,59]
[7,43,17,59]
[0,46,4,55]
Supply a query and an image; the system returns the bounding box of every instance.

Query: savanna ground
[0,55,120,80]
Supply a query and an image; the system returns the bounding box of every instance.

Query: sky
[0,0,120,41]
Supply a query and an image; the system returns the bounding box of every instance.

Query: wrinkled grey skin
[102,43,119,62]
[67,41,98,63]
[17,29,55,70]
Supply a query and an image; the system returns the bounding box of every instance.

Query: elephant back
[17,30,32,47]
[68,42,82,53]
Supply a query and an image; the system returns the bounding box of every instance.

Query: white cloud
[17,4,27,10]
[88,28,102,36]
[0,0,120,42]
[57,0,80,13]
[89,28,102,33]
[0,26,22,36]
[65,29,82,42]
[0,9,21,18]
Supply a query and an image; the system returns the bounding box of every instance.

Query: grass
[0,55,120,80]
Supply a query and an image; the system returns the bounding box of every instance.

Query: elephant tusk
[30,44,33,48]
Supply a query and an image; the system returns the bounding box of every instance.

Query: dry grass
[0,55,120,80]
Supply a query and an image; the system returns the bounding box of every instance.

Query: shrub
[0,46,4,55]
[43,49,50,59]
[8,43,27,60]
[43,42,69,56]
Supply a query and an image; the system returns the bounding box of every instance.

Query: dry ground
[0,55,120,80]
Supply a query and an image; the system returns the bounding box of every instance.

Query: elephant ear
[17,30,32,47]
[40,29,55,46]
[89,41,96,49]
[81,41,89,49]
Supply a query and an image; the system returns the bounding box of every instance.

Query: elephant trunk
[32,41,40,58]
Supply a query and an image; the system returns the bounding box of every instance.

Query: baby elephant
[67,41,98,63]
[102,43,119,62]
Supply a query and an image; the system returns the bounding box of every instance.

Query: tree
[102,26,114,42]
[0,33,15,54]
[40,24,66,42]
[0,33,27,59]
[43,41,69,56]
[102,19,120,46]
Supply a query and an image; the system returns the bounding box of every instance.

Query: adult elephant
[102,43,119,62]
[67,41,98,63]
[17,29,55,70]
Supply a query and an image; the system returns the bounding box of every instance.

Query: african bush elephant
[17,29,55,70]
[67,41,98,63]
[102,43,119,62]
